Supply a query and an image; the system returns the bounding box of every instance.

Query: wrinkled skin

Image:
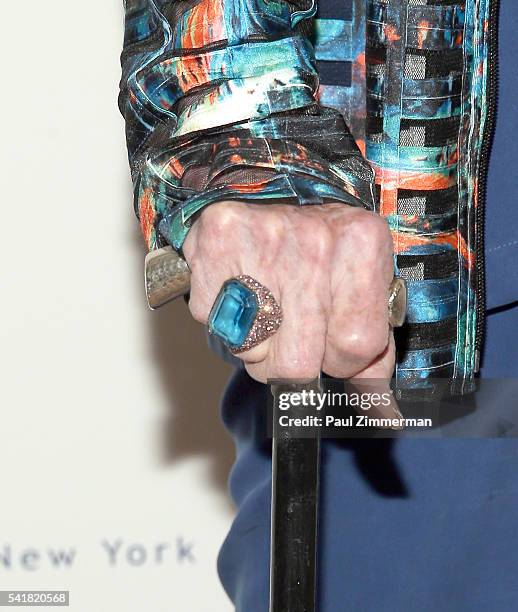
[183,201,401,420]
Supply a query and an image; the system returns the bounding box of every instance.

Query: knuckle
[350,211,393,255]
[197,205,243,258]
[307,220,333,262]
[200,201,241,235]
[341,325,387,363]
[262,213,287,248]
[250,212,288,265]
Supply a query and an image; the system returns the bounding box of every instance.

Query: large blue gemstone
[209,279,259,347]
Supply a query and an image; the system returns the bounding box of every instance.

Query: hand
[183,201,398,397]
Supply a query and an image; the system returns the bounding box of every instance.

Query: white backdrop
[0,2,235,610]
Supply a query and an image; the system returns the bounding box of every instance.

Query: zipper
[474,0,500,372]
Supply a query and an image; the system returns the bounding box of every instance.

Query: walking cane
[269,378,322,612]
[145,247,324,611]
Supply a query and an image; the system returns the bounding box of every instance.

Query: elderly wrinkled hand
[183,201,397,393]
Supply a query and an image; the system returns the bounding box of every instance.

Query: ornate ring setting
[208,275,283,353]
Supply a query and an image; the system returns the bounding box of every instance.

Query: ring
[208,275,283,353]
[388,277,407,328]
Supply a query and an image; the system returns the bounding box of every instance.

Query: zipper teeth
[475,0,500,354]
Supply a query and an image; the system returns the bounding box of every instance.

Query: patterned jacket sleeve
[120,0,375,252]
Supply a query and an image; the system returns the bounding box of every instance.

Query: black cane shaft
[270,382,321,612]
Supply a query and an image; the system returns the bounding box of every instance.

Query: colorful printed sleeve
[119,0,376,252]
